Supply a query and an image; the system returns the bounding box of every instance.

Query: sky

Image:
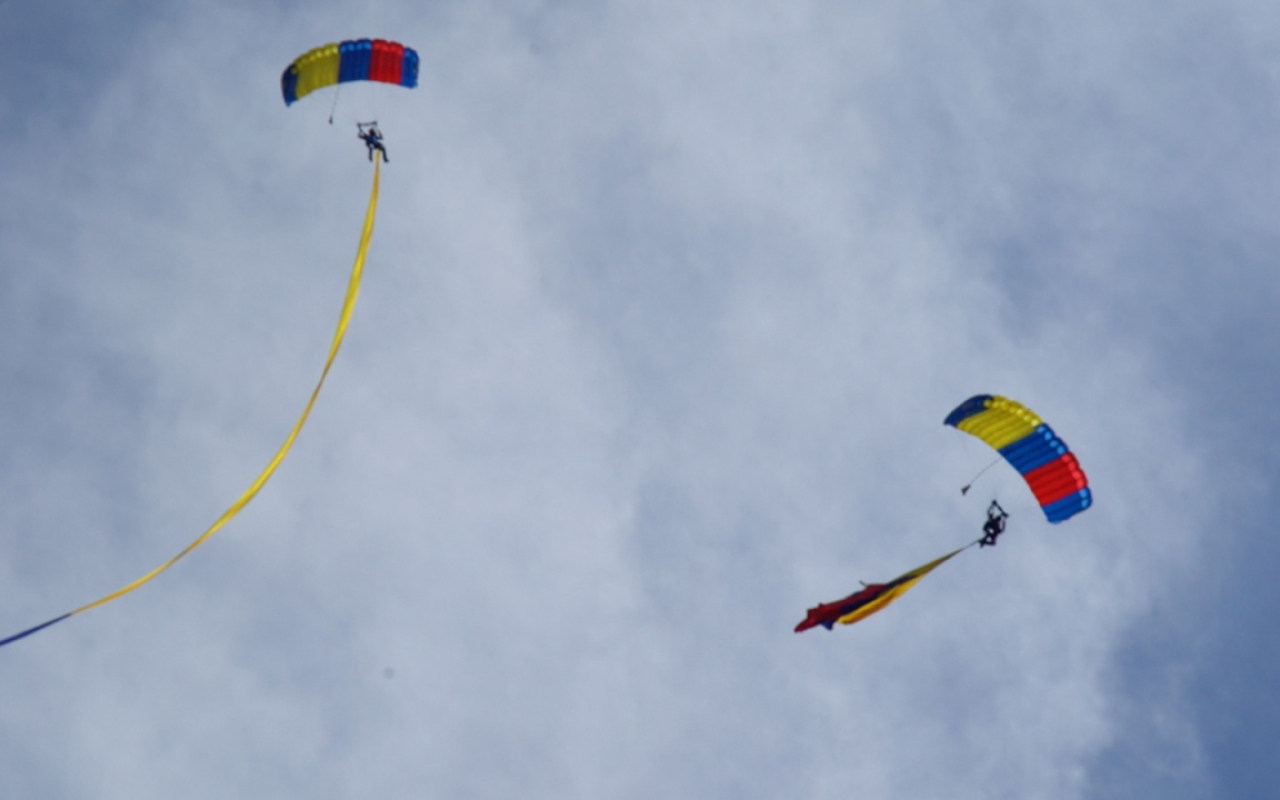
[2,1,1278,797]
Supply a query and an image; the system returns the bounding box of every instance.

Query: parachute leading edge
[945,394,1091,523]
[282,39,419,106]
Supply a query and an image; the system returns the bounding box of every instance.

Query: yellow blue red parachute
[945,394,1091,523]
[281,39,419,106]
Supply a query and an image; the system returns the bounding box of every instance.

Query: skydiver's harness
[357,122,388,162]
[979,500,1009,547]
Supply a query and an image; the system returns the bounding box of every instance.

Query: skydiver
[358,122,389,163]
[980,500,1008,547]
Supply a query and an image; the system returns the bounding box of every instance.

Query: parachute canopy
[945,394,1091,523]
[282,39,419,106]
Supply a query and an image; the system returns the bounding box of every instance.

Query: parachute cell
[282,39,419,106]
[945,394,1091,523]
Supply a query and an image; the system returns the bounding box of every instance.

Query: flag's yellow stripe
[2,162,380,644]
[836,548,965,626]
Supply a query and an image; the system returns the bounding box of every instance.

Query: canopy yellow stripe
[955,395,1042,451]
[293,43,342,102]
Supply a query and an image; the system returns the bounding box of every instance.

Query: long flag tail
[1,161,381,649]
[834,546,968,627]
[795,543,973,633]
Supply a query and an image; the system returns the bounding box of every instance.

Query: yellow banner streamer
[1,162,380,648]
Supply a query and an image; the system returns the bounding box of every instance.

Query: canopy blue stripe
[999,426,1069,474]
[281,69,299,105]
[1043,490,1092,523]
[944,395,993,427]
[338,41,362,82]
[401,49,420,87]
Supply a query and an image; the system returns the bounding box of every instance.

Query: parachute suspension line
[960,456,1003,495]
[0,161,382,649]
[372,82,386,128]
[328,84,342,125]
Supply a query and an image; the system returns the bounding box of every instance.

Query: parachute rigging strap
[960,456,1002,495]
[328,84,342,124]
[0,161,381,649]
